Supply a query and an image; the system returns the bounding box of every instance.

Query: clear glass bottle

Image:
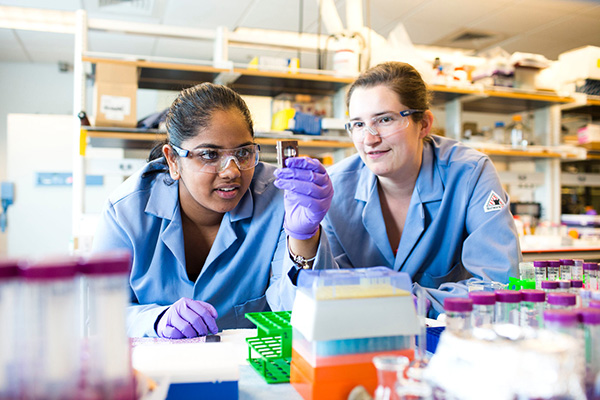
[583,262,599,290]
[559,259,573,280]
[572,259,584,281]
[468,291,496,328]
[519,289,546,328]
[0,259,20,400]
[519,261,535,281]
[547,292,577,310]
[533,260,547,289]
[547,260,560,281]
[373,355,409,400]
[494,290,521,325]
[444,297,473,334]
[19,256,82,400]
[78,251,136,400]
[543,309,579,337]
[492,121,506,144]
[508,114,529,149]
[577,308,600,399]
[541,280,559,294]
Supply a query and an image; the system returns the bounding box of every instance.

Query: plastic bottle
[494,290,521,325]
[373,355,409,400]
[578,308,600,400]
[559,259,574,280]
[590,300,600,309]
[444,297,473,334]
[18,256,82,400]
[533,260,547,289]
[543,309,579,337]
[541,280,559,294]
[583,262,599,290]
[572,259,584,281]
[556,280,572,292]
[571,280,584,307]
[78,251,136,400]
[519,289,546,329]
[547,292,577,310]
[507,114,529,149]
[0,259,20,400]
[468,291,496,328]
[492,121,506,144]
[547,260,560,281]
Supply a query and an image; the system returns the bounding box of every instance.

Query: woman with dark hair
[93,82,334,338]
[276,61,521,317]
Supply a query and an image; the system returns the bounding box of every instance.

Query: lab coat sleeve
[266,227,338,311]
[417,158,521,318]
[92,201,169,337]
[321,216,354,269]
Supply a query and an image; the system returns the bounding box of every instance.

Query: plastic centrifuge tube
[541,280,559,294]
[559,259,573,281]
[583,262,599,290]
[18,256,81,400]
[577,308,600,399]
[468,291,496,328]
[547,260,560,281]
[78,251,136,400]
[543,309,579,337]
[572,259,584,281]
[519,289,546,329]
[533,260,547,289]
[444,297,473,333]
[0,259,19,400]
[547,292,577,310]
[494,290,521,325]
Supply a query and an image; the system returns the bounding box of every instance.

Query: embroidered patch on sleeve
[484,190,505,212]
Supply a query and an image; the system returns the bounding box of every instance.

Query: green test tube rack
[245,311,292,384]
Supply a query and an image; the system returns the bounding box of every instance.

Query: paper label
[100,95,131,121]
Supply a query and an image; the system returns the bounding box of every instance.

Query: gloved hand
[273,157,334,240]
[156,297,218,339]
[412,294,432,315]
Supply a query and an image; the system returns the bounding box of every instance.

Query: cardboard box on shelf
[93,63,138,128]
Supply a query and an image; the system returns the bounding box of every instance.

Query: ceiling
[1,0,599,70]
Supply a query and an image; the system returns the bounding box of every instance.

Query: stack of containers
[78,251,135,400]
[0,259,19,399]
[290,267,419,400]
[18,256,82,400]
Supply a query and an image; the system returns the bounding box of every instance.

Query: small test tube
[444,297,473,334]
[518,261,535,281]
[541,280,559,294]
[556,280,571,292]
[468,291,496,328]
[547,260,560,281]
[547,292,577,310]
[572,259,584,281]
[79,251,135,400]
[533,261,547,289]
[494,290,521,325]
[543,309,579,337]
[577,308,600,398]
[571,280,584,307]
[559,259,573,281]
[519,289,546,329]
[583,262,599,290]
[0,259,20,400]
[19,256,81,400]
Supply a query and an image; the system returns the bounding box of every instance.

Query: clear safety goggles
[170,143,260,174]
[345,109,424,141]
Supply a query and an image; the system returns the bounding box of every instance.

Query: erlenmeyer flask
[372,355,409,400]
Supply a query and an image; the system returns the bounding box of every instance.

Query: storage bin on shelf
[290,267,419,400]
[245,310,292,384]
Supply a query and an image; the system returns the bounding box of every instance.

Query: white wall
[0,63,74,256]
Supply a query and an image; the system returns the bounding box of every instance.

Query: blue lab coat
[92,159,333,337]
[322,135,521,316]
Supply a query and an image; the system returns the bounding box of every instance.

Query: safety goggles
[170,143,260,174]
[345,109,424,141]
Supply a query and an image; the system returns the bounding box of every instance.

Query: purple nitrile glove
[412,294,432,314]
[156,297,219,339]
[273,157,334,240]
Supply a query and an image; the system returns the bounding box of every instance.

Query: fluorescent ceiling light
[0,6,75,34]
